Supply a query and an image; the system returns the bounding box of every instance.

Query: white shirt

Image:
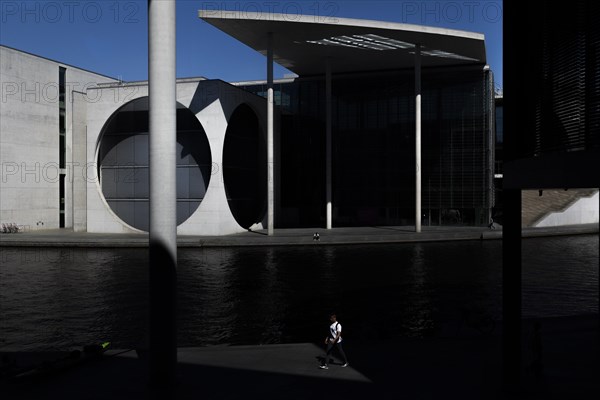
[329,321,342,343]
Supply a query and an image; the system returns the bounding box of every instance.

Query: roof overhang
[199,11,487,76]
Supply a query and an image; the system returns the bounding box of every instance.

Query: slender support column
[502,2,522,392]
[267,32,274,236]
[502,188,522,391]
[148,0,177,387]
[325,58,332,230]
[415,44,422,233]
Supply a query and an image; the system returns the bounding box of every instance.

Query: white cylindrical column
[326,58,332,230]
[267,32,275,236]
[415,44,422,233]
[148,0,177,386]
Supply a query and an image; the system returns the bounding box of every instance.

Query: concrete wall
[0,46,116,230]
[81,82,146,234]
[535,190,599,227]
[178,80,269,235]
[1,47,271,236]
[63,66,116,229]
[85,79,269,235]
[72,91,88,232]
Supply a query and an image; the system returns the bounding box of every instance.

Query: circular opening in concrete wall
[97,97,211,232]
[223,104,266,229]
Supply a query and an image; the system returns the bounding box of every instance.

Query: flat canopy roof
[199,11,487,76]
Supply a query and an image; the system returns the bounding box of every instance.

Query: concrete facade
[82,79,269,235]
[535,191,600,227]
[2,46,270,235]
[1,46,117,230]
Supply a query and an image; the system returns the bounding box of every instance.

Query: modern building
[1,45,269,235]
[1,12,497,235]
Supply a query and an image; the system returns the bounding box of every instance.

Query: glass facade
[493,97,503,223]
[241,66,494,227]
[97,97,212,232]
[59,66,66,228]
[59,66,66,169]
[517,2,600,159]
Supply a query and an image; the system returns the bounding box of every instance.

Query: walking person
[320,313,348,369]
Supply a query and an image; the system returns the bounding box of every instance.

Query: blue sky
[0,1,502,87]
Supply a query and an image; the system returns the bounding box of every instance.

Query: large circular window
[223,104,266,229]
[98,97,211,231]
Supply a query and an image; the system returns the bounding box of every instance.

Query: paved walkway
[1,224,598,247]
[1,315,598,399]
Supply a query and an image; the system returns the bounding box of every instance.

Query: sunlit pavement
[1,224,597,248]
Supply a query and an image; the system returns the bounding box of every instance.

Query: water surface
[0,235,597,351]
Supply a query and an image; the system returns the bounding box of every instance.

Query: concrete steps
[522,189,598,227]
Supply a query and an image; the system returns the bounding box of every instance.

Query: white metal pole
[415,44,422,233]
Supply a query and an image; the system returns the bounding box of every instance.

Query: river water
[0,234,597,351]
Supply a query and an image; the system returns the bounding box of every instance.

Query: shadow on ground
[1,315,598,400]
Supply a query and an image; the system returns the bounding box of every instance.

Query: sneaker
[319,365,329,369]
[341,363,348,368]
